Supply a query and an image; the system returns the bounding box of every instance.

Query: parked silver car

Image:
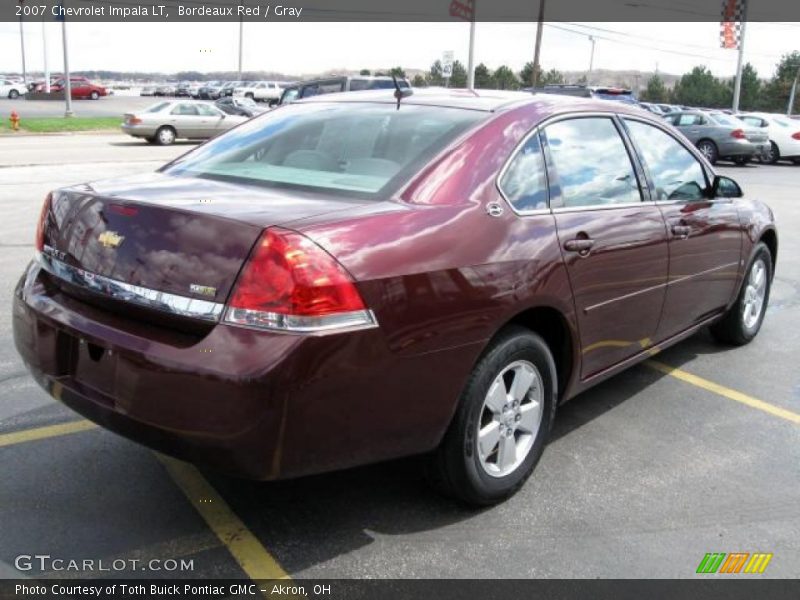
[664,110,768,165]
[121,100,248,145]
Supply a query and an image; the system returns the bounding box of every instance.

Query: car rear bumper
[121,123,158,137]
[718,138,762,158]
[13,260,475,480]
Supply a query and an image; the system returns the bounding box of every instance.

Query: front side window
[498,133,548,212]
[164,103,484,197]
[624,119,707,202]
[196,104,221,117]
[543,117,641,208]
[172,104,199,116]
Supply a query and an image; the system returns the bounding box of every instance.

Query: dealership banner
[4,0,800,22]
[2,580,800,600]
[719,0,745,48]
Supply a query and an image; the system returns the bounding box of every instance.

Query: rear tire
[427,327,557,506]
[710,242,772,346]
[764,141,780,165]
[154,126,176,146]
[792,158,800,165]
[697,139,719,164]
[144,136,157,144]
[90,91,99,100]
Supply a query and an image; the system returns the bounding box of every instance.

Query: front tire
[697,140,719,165]
[428,327,557,506]
[710,242,772,345]
[90,91,99,100]
[154,126,176,146]
[9,89,19,99]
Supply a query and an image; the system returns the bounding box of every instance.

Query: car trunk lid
[40,172,370,311]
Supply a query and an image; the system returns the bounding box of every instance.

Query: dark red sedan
[49,76,108,100]
[13,90,777,505]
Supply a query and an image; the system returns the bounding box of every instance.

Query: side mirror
[711,175,743,199]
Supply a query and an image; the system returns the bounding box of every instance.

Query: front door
[622,118,743,338]
[543,116,669,378]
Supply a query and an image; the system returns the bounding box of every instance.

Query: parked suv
[278,75,410,105]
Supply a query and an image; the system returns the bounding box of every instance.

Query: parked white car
[234,81,283,105]
[737,112,800,165]
[0,78,27,99]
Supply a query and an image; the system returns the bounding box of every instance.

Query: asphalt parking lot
[0,134,798,581]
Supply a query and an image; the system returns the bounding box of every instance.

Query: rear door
[543,115,669,378]
[672,113,705,144]
[622,117,743,338]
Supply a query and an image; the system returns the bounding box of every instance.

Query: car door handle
[563,238,595,253]
[671,224,691,238]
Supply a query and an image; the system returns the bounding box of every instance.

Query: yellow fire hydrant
[9,110,20,132]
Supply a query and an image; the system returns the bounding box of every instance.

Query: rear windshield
[163,102,484,197]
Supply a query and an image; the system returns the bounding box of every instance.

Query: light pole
[237,1,243,80]
[19,1,28,85]
[466,13,476,89]
[788,65,800,117]
[60,1,73,117]
[587,35,596,85]
[42,19,50,93]
[731,0,748,113]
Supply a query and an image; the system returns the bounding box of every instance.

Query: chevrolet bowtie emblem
[98,231,125,249]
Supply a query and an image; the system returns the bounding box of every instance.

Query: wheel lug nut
[515,414,521,422]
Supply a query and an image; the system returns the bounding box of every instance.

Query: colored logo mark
[696,552,773,574]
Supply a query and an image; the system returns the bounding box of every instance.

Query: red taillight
[225,228,375,332]
[126,115,142,125]
[35,192,52,252]
[731,129,747,139]
[792,131,800,140]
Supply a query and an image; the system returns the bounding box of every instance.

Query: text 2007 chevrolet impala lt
[13,90,777,505]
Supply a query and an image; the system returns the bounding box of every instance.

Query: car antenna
[392,75,412,110]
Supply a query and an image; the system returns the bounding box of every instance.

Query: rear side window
[172,104,199,116]
[499,133,548,212]
[624,120,707,201]
[543,117,641,208]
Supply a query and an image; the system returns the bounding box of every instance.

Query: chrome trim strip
[36,252,225,322]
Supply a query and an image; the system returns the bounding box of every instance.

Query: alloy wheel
[476,360,543,478]
[742,258,767,329]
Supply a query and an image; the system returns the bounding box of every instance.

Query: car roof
[296,88,603,112]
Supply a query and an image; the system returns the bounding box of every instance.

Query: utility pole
[531,0,546,88]
[731,0,748,113]
[587,35,596,85]
[60,1,73,117]
[19,1,28,85]
[788,65,800,116]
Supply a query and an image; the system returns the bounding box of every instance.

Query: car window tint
[544,117,641,208]
[499,133,548,212]
[624,120,707,202]
[172,104,199,116]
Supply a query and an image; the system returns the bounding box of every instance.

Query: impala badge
[190,284,217,297]
[98,231,125,249]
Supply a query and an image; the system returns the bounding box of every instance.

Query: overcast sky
[0,21,798,79]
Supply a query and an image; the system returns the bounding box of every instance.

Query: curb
[0,130,121,137]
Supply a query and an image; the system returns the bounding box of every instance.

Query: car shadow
[202,327,725,575]
[108,141,200,147]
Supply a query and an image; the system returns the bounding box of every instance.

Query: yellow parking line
[157,455,290,581]
[0,420,97,448]
[646,359,800,425]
